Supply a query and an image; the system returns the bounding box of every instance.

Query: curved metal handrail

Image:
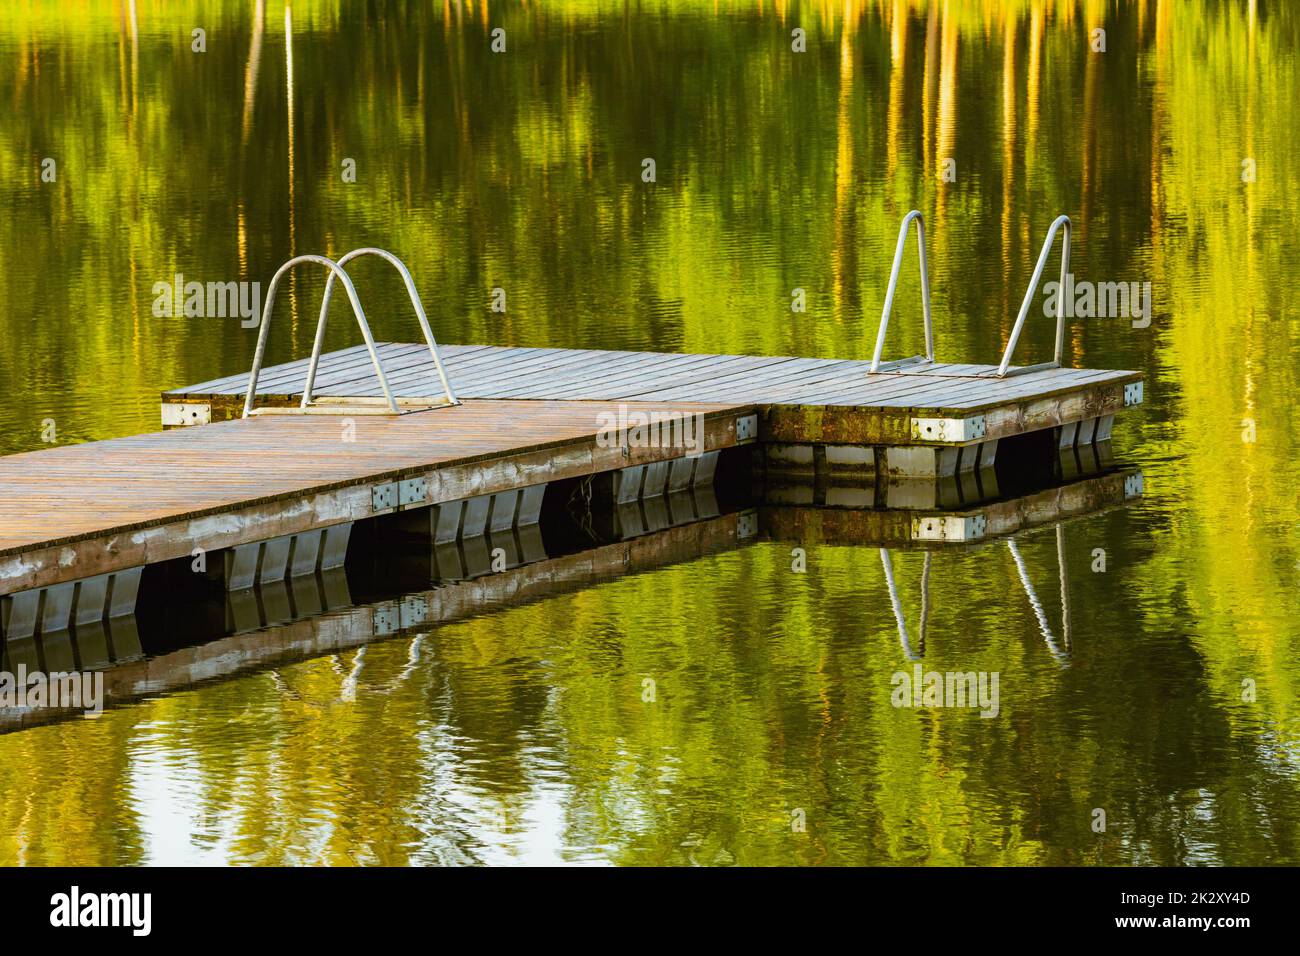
[870,210,934,373]
[243,255,399,417]
[997,214,1071,377]
[304,247,459,408]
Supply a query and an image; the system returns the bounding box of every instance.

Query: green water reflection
[0,0,1298,865]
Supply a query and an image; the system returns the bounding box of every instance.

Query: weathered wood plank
[166,343,1139,413]
[0,400,752,595]
[160,343,1142,452]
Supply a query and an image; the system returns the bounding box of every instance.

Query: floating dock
[1,218,1145,648]
[0,398,745,622]
[1,338,1140,641]
[166,341,1142,454]
[0,219,1150,732]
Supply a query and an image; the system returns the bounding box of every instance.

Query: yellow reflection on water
[0,0,1297,865]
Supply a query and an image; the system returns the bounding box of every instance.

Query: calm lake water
[1,0,1298,865]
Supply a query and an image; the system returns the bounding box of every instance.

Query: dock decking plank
[166,345,1138,427]
[538,353,799,401]
[356,346,587,397]
[0,399,744,561]
[158,342,1140,450]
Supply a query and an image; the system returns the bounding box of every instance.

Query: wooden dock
[166,342,1142,448]
[1,338,1142,646]
[0,394,747,646]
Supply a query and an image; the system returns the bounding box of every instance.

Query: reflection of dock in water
[1,498,748,732]
[2,460,1141,731]
[761,467,1142,547]
[759,466,1140,665]
[1,609,145,687]
[877,527,1076,665]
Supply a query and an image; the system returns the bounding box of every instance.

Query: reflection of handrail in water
[880,549,930,660]
[339,635,426,701]
[919,552,930,656]
[1006,532,1070,664]
[397,635,425,683]
[1056,524,1072,651]
[330,636,426,703]
[881,527,1075,663]
[341,645,366,702]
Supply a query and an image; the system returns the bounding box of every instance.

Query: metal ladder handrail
[243,255,400,417]
[303,247,459,408]
[997,214,1071,377]
[870,210,934,373]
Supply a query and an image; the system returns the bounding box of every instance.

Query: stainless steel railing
[997,215,1071,377]
[303,247,458,409]
[242,249,458,418]
[869,210,934,374]
[243,254,399,417]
